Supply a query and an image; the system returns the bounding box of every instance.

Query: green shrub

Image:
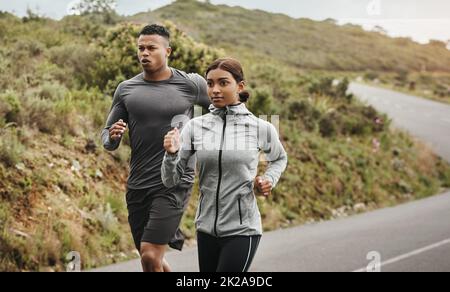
[319,112,339,137]
[308,77,334,96]
[248,88,273,117]
[335,77,351,100]
[308,77,352,100]
[48,44,102,87]
[364,71,379,81]
[38,82,69,101]
[0,90,22,124]
[0,127,25,167]
[25,97,57,134]
[288,100,321,131]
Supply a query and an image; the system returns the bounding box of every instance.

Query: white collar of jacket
[209,103,252,118]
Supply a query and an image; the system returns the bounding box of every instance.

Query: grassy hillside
[130,0,450,73]
[131,0,450,104]
[1,8,450,272]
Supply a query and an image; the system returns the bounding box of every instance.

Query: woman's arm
[161,122,196,188]
[259,122,288,189]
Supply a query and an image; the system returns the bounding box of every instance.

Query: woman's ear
[238,81,245,93]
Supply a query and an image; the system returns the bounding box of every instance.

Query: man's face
[137,34,171,73]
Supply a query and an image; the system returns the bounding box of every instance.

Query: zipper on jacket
[238,197,243,225]
[214,110,228,237]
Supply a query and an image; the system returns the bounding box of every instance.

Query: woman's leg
[197,231,221,272]
[216,235,261,272]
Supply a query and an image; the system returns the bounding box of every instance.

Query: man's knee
[141,250,161,267]
[140,243,165,270]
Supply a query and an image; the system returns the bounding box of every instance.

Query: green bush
[308,77,352,100]
[0,90,22,124]
[319,112,339,137]
[341,115,371,136]
[364,71,379,81]
[0,127,25,167]
[335,78,351,100]
[318,104,382,138]
[38,82,69,101]
[13,38,45,57]
[395,69,409,85]
[247,88,273,117]
[288,100,322,131]
[60,15,109,39]
[48,44,102,87]
[308,77,334,96]
[25,97,57,134]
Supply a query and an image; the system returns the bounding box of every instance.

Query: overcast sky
[1,0,449,44]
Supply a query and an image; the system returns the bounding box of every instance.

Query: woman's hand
[254,176,272,197]
[164,128,181,154]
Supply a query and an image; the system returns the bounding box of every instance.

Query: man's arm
[101,83,129,151]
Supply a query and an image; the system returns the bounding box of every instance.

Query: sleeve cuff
[165,151,179,160]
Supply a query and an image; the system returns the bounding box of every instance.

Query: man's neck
[143,66,172,82]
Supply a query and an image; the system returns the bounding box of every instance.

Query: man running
[101,24,210,272]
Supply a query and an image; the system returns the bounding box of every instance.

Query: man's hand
[254,176,272,197]
[109,119,127,141]
[164,128,181,154]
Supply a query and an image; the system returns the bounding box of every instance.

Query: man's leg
[139,191,188,272]
[140,242,167,272]
[162,258,172,272]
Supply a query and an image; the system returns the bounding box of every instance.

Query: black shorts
[126,185,191,252]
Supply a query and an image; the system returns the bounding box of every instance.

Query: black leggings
[197,231,261,272]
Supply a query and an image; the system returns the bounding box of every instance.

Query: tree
[70,0,116,15]
[69,0,118,24]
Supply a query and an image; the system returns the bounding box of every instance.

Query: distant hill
[128,0,450,72]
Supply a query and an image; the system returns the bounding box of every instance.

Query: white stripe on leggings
[242,237,252,272]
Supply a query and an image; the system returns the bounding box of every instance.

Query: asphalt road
[92,84,450,272]
[349,83,450,162]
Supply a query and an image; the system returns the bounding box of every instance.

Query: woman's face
[206,69,244,108]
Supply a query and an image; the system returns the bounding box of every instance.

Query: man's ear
[166,47,172,58]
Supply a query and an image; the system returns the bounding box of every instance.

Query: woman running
[161,58,288,272]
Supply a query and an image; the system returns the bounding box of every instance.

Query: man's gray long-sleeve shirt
[101,68,210,191]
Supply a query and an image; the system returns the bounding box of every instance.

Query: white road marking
[353,238,450,272]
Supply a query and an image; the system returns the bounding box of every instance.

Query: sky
[1,0,449,44]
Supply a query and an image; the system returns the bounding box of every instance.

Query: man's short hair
[139,24,170,43]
